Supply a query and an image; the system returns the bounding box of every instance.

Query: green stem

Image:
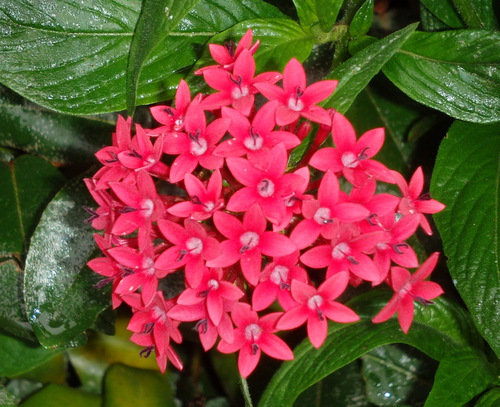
[240,376,253,407]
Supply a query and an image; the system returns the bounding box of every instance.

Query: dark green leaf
[362,344,436,406]
[323,22,418,114]
[126,0,201,115]
[24,175,110,348]
[0,88,114,164]
[431,121,500,357]
[294,360,368,406]
[424,348,496,407]
[19,383,101,407]
[103,364,175,407]
[452,0,498,29]
[0,0,283,115]
[475,388,500,407]
[349,0,374,37]
[420,0,464,29]
[419,3,454,31]
[315,0,343,32]
[0,259,35,341]
[259,293,482,407]
[292,0,318,30]
[0,331,62,377]
[0,155,66,256]
[383,30,500,123]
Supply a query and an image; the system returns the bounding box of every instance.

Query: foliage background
[0,0,499,406]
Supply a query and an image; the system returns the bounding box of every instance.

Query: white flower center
[314,207,333,225]
[341,152,359,168]
[208,279,219,290]
[141,199,154,217]
[239,231,260,253]
[332,242,350,259]
[186,237,203,255]
[270,265,289,285]
[232,85,249,100]
[245,323,262,341]
[244,134,263,151]
[257,178,275,198]
[307,294,324,310]
[190,137,208,156]
[287,96,304,112]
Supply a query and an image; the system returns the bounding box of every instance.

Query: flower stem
[240,376,253,407]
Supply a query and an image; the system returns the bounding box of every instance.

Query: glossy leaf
[323,22,418,114]
[125,0,201,114]
[420,0,464,29]
[0,259,35,341]
[19,383,101,407]
[424,348,495,407]
[362,344,436,406]
[383,30,500,123]
[259,293,482,406]
[349,0,374,37]
[292,0,318,30]
[294,361,368,406]
[0,0,283,115]
[431,121,500,357]
[0,331,62,377]
[452,0,498,29]
[103,364,175,407]
[315,0,343,32]
[0,155,66,256]
[0,88,114,164]
[24,175,110,348]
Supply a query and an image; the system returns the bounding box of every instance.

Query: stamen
[393,243,409,255]
[195,319,208,334]
[119,206,137,214]
[366,213,379,226]
[251,343,260,355]
[177,249,188,262]
[82,206,99,224]
[139,345,154,358]
[417,192,431,201]
[347,256,359,265]
[128,149,143,159]
[144,322,154,334]
[224,40,236,57]
[104,151,119,164]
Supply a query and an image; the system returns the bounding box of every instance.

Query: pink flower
[201,49,282,116]
[309,112,394,186]
[290,170,370,249]
[393,167,446,235]
[125,292,183,373]
[117,125,169,178]
[164,101,230,183]
[226,143,307,225]
[167,170,224,220]
[215,101,300,160]
[155,219,222,287]
[217,303,294,378]
[372,252,444,333]
[149,79,194,133]
[207,204,297,286]
[109,171,164,249]
[194,28,259,74]
[252,251,309,312]
[300,223,385,283]
[254,58,337,126]
[276,272,359,348]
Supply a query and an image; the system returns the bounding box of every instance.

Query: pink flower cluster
[85,30,445,378]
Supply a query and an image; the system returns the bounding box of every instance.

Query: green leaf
[292,0,319,30]
[24,175,110,348]
[0,331,62,377]
[19,383,101,407]
[452,0,499,29]
[0,259,35,341]
[126,0,201,115]
[258,293,482,406]
[315,0,343,32]
[0,384,18,406]
[0,88,114,164]
[0,0,283,115]
[0,155,66,256]
[420,0,464,29]
[294,361,368,406]
[383,30,500,123]
[349,0,374,37]
[431,121,500,357]
[362,345,436,406]
[475,388,500,407]
[323,22,418,114]
[103,364,175,407]
[424,348,496,407]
